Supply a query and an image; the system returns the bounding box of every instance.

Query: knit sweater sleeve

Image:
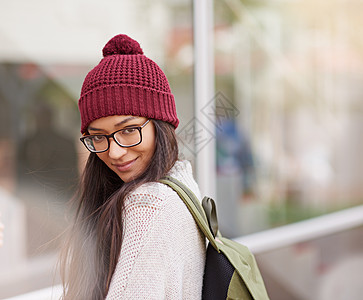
[105,181,205,300]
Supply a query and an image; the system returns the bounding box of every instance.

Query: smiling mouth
[113,158,137,172]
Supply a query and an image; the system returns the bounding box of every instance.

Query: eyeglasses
[80,119,150,153]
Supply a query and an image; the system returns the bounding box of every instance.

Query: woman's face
[88,115,156,182]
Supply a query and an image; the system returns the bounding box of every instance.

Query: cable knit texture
[78,34,179,134]
[106,160,206,299]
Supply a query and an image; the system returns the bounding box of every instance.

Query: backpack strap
[202,196,219,238]
[160,176,220,251]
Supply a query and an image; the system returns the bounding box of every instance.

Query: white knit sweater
[106,160,206,299]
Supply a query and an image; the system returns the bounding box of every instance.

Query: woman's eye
[92,136,106,143]
[121,128,137,135]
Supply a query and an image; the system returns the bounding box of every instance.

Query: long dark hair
[60,119,178,299]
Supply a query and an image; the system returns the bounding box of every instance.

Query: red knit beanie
[78,34,179,134]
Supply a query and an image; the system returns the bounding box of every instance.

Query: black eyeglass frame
[80,119,150,153]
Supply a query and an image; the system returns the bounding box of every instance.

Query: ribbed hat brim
[79,84,179,133]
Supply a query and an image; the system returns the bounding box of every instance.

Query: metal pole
[193,0,216,199]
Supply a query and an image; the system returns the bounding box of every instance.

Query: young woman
[60,34,206,299]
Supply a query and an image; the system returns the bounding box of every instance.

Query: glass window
[0,1,193,297]
[214,0,363,237]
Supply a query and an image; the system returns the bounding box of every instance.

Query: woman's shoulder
[166,160,201,199]
[124,181,170,209]
[130,180,171,198]
[125,160,200,208]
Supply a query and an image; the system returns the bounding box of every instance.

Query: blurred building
[1,0,363,299]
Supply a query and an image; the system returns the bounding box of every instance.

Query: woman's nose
[108,139,127,159]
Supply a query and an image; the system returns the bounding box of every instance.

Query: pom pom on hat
[102,34,144,57]
[78,34,179,134]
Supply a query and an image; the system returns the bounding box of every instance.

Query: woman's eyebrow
[87,116,139,132]
[114,116,139,128]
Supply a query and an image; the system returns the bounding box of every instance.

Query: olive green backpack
[160,176,269,300]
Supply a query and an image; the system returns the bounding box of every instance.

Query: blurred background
[1,0,363,299]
